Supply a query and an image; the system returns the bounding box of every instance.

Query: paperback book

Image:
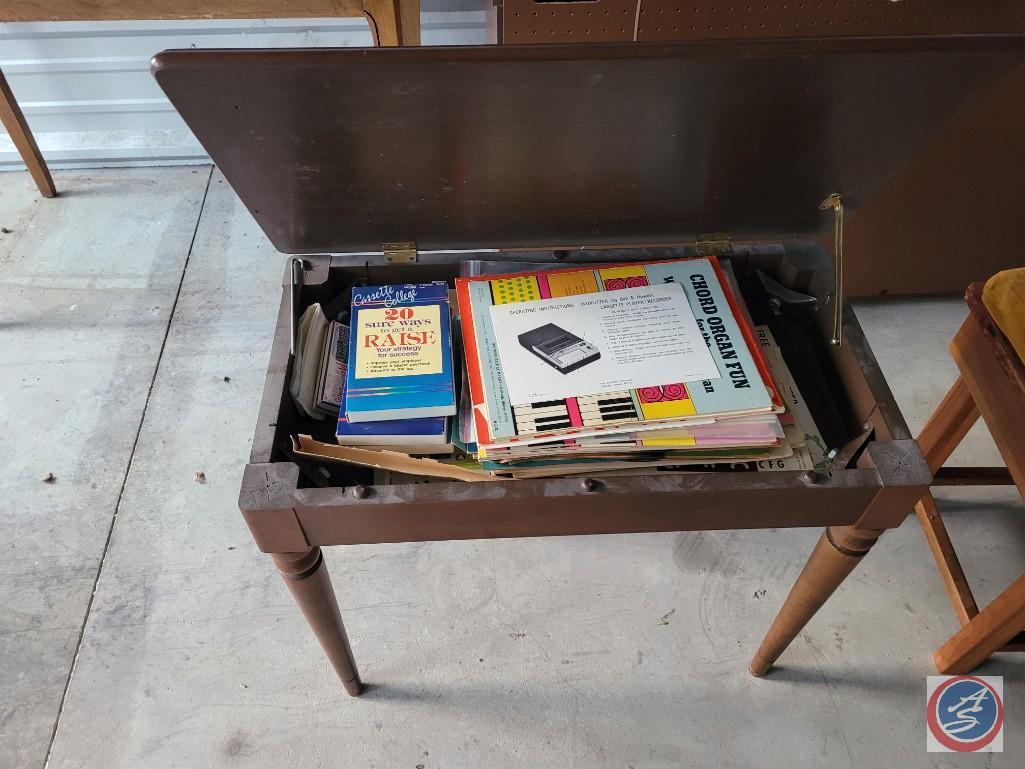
[344,282,456,423]
[336,415,451,454]
[289,302,334,419]
[314,321,348,417]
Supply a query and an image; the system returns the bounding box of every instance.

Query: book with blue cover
[344,282,456,422]
[336,415,451,453]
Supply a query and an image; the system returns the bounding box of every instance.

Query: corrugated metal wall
[0,12,485,169]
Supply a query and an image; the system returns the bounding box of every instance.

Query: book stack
[289,303,348,419]
[456,257,805,478]
[290,258,828,482]
[336,282,457,454]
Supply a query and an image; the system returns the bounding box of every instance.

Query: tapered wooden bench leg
[751,526,882,676]
[0,67,57,198]
[273,548,363,696]
[934,573,1025,674]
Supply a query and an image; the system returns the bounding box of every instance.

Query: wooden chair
[916,281,1025,673]
[0,0,420,198]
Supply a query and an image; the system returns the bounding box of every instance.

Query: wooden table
[0,0,420,198]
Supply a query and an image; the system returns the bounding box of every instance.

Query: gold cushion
[983,268,1025,364]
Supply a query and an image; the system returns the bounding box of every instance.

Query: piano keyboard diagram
[513,392,639,435]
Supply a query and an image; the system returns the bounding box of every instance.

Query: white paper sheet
[490,282,720,404]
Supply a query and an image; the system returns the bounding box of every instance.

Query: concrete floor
[2,167,1023,769]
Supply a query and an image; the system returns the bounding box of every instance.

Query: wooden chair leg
[917,374,979,473]
[364,0,421,46]
[751,526,882,676]
[397,0,421,45]
[0,66,57,198]
[934,572,1025,673]
[915,491,979,625]
[273,548,363,696]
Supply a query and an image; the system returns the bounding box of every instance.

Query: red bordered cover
[456,256,784,448]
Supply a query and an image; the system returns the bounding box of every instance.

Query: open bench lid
[153,38,1025,255]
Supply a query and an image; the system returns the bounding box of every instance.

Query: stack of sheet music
[455,256,820,479]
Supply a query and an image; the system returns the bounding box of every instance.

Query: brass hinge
[383,241,417,263]
[696,233,733,256]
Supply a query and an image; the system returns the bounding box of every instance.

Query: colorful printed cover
[456,257,783,448]
[479,416,785,460]
[344,282,456,422]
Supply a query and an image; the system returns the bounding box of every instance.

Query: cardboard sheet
[292,435,499,483]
